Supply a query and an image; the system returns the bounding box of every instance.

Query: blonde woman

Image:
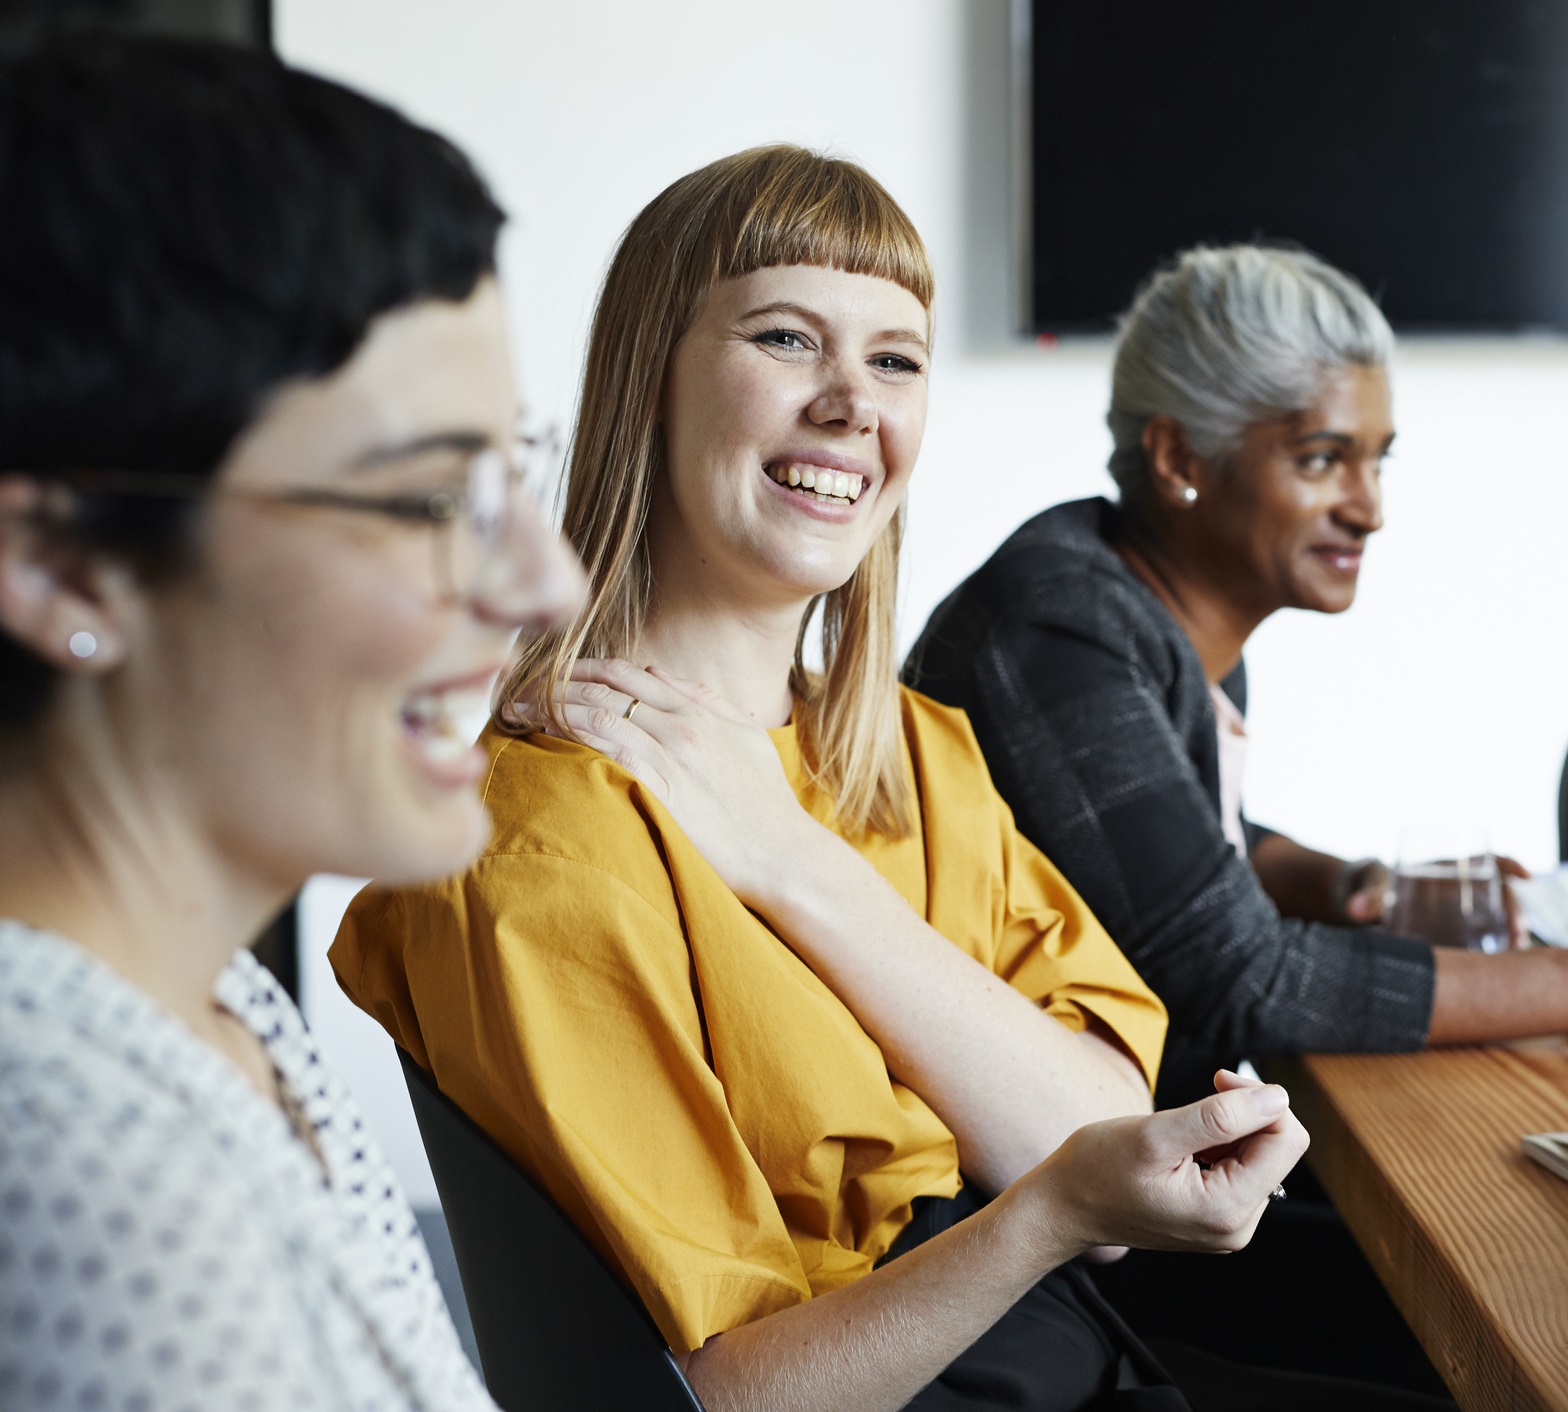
[332,149,1355,1412]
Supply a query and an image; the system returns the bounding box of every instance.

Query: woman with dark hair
[331,150,1467,1412]
[0,38,582,1408]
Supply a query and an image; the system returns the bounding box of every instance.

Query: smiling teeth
[769,464,863,502]
[416,732,471,764]
[401,683,492,761]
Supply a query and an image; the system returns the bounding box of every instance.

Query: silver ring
[1269,1184,1287,1202]
[622,697,641,723]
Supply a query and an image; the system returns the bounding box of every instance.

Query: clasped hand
[1031,1068,1308,1260]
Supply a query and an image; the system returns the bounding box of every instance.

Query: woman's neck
[634,579,806,727]
[0,714,289,1039]
[1114,518,1269,685]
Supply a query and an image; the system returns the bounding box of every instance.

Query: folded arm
[751,822,1150,1192]
[548,660,1152,1194]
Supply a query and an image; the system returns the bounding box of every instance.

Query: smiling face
[122,279,584,887]
[650,264,930,609]
[1191,365,1393,616]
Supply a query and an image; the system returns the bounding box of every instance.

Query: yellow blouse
[332,687,1167,1355]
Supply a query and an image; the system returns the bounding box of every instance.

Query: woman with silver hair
[907,244,1566,1389]
[909,243,1562,1108]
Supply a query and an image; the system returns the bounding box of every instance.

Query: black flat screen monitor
[1026,1,1568,333]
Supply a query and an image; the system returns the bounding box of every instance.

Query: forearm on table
[1248,832,1348,924]
[1427,945,1568,1045]
[755,825,1152,1195]
[681,1174,1080,1412]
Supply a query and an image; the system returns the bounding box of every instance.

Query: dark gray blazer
[905,497,1434,1106]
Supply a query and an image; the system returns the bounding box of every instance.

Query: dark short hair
[0,36,506,731]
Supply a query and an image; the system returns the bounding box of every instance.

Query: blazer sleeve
[931,576,1435,1106]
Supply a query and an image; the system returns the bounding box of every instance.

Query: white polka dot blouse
[0,920,497,1411]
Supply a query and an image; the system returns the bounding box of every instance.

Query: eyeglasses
[40,424,560,605]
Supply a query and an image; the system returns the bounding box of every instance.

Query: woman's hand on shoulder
[534,658,822,904]
[1016,1068,1308,1262]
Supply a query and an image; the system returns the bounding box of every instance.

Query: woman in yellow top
[333,147,1317,1412]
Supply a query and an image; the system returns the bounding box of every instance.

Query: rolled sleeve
[995,825,1169,1090]
[910,569,1435,1107]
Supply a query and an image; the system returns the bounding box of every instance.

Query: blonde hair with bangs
[498,144,933,839]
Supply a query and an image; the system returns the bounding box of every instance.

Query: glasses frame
[30,424,559,605]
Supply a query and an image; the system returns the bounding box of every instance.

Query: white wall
[278,0,1568,1201]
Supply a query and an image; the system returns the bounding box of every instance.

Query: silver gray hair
[1107,245,1394,509]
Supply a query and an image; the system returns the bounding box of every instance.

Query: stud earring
[1180,486,1198,504]
[68,630,98,660]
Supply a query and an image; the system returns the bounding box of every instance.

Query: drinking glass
[1384,826,1508,953]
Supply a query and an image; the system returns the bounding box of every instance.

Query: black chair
[1558,746,1567,863]
[398,1049,705,1412]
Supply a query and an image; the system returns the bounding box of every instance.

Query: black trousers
[1091,1167,1451,1396]
[886,1186,1457,1412]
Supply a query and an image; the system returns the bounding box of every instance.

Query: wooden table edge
[1278,1052,1568,1412]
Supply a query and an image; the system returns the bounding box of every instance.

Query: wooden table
[1280,1042,1568,1411]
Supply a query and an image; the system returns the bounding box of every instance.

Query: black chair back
[1558,747,1567,863]
[398,1049,705,1412]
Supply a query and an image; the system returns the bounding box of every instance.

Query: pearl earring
[1180,486,1198,504]
[68,630,98,660]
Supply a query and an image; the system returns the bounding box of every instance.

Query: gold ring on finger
[622,697,641,723]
